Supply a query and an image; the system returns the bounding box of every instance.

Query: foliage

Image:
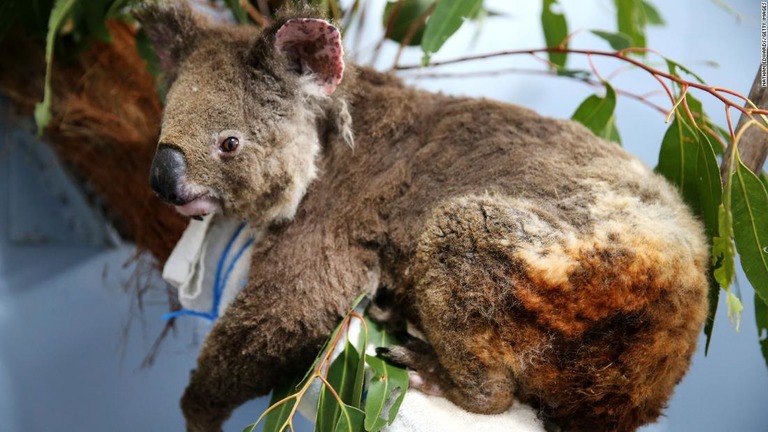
[2,0,768,429]
[242,295,409,432]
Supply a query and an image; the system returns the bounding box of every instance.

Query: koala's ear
[133,1,200,74]
[274,18,345,96]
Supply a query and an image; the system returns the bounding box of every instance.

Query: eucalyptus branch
[398,67,669,114]
[247,307,369,432]
[721,66,768,178]
[394,47,768,134]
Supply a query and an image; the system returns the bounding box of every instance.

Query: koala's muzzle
[150,145,187,205]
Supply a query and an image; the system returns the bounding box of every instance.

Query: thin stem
[399,67,668,114]
[395,47,768,120]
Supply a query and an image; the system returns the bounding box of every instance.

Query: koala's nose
[150,145,187,205]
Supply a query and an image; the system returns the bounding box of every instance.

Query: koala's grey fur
[136,3,709,432]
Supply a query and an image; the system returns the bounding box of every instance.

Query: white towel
[162,215,256,319]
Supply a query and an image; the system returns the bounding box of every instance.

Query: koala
[136,3,709,432]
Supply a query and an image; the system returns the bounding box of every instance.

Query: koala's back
[323,68,709,431]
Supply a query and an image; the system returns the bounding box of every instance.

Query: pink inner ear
[275,18,344,96]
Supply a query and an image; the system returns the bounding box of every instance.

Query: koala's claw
[376,340,450,398]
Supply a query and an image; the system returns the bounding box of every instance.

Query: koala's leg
[180,233,379,432]
[390,195,554,414]
[180,288,336,432]
[400,192,708,429]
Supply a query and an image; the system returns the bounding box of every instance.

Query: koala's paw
[375,338,448,397]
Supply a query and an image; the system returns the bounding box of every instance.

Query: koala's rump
[375,97,709,429]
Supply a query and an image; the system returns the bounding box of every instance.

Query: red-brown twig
[397,67,669,114]
[394,47,768,124]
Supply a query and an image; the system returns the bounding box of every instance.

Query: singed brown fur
[136,4,709,432]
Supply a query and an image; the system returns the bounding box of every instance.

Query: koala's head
[136,2,350,225]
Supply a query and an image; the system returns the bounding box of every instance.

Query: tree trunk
[720,65,768,179]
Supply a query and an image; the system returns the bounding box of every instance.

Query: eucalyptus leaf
[224,0,249,24]
[703,271,719,354]
[541,0,568,68]
[556,69,591,79]
[334,405,365,432]
[713,208,736,289]
[756,292,768,369]
[707,205,735,353]
[259,376,301,432]
[665,58,707,85]
[34,0,77,135]
[641,0,665,26]
[79,0,113,42]
[420,0,482,65]
[655,106,722,241]
[615,0,646,48]
[364,315,400,348]
[731,159,768,305]
[136,27,161,78]
[364,355,409,432]
[571,82,619,143]
[726,290,744,330]
[317,342,362,432]
[383,0,434,46]
[351,338,367,409]
[590,30,632,50]
[603,113,622,145]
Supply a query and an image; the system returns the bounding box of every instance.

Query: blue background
[0,1,765,431]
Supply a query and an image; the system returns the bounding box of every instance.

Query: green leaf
[136,27,161,76]
[665,58,707,85]
[655,100,723,348]
[703,271,719,354]
[79,0,112,42]
[420,0,482,65]
[655,106,722,241]
[571,82,619,143]
[258,375,301,432]
[541,0,568,68]
[707,205,733,353]
[383,0,435,46]
[615,0,646,48]
[641,0,665,26]
[756,292,768,370]
[363,355,409,432]
[731,159,768,305]
[317,342,362,432]
[351,337,367,409]
[469,6,504,20]
[603,113,622,145]
[726,290,744,330]
[713,205,736,289]
[590,30,632,50]
[224,0,249,24]
[334,405,365,432]
[34,0,77,135]
[555,69,591,79]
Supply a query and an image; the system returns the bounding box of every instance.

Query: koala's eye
[220,136,239,154]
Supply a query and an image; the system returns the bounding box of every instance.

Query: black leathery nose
[149,145,188,205]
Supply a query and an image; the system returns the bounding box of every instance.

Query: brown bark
[721,65,768,180]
